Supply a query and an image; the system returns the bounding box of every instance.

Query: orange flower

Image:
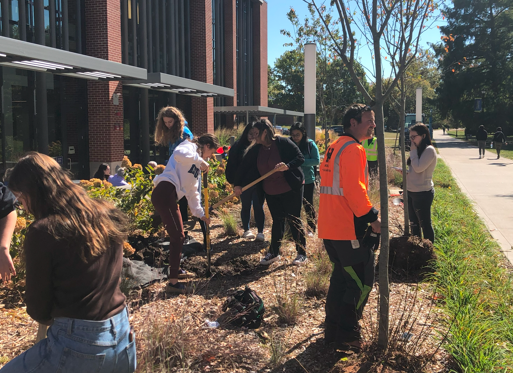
[121,156,132,168]
[123,242,135,257]
[132,164,143,170]
[14,217,26,233]
[155,165,165,175]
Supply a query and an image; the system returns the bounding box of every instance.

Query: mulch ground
[0,199,456,372]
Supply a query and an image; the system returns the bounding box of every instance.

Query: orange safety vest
[318,135,374,241]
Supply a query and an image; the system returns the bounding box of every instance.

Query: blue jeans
[1,308,136,373]
[240,185,265,232]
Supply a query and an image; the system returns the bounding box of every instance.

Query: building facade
[0,0,267,178]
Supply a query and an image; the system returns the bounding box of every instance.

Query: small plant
[268,332,286,368]
[305,239,331,297]
[219,210,238,236]
[272,270,302,325]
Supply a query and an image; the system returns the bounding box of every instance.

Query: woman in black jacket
[234,119,306,266]
[225,124,265,241]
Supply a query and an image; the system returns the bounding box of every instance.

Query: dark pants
[367,160,378,177]
[478,140,486,156]
[151,181,185,279]
[495,142,503,158]
[324,239,375,343]
[408,189,435,243]
[240,184,265,233]
[265,188,306,256]
[303,182,316,232]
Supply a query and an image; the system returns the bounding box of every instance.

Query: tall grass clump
[305,239,331,297]
[219,210,238,236]
[272,270,302,325]
[430,159,513,371]
[214,126,245,146]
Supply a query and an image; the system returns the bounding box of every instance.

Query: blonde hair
[8,152,129,262]
[154,106,186,146]
[244,119,276,155]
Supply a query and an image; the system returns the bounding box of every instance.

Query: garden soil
[0,200,455,372]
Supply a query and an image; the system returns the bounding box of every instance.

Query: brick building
[0,0,268,178]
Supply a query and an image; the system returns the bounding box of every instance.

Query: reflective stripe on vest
[320,140,357,196]
[363,138,377,161]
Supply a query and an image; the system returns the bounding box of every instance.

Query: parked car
[282,127,290,135]
[275,125,283,133]
[330,125,344,135]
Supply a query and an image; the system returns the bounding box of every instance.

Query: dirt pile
[389,235,436,272]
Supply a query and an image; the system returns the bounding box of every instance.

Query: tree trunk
[375,99,390,349]
[400,77,409,235]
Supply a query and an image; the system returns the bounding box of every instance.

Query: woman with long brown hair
[0,153,136,373]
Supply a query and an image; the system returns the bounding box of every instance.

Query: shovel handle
[211,168,280,210]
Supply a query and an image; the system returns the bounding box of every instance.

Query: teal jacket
[299,139,320,185]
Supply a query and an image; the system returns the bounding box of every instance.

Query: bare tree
[304,0,438,348]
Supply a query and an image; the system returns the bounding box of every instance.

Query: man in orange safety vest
[318,104,381,350]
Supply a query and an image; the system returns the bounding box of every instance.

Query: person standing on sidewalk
[290,122,320,238]
[493,127,507,159]
[318,104,381,350]
[476,125,488,159]
[407,123,437,243]
[225,124,265,242]
[151,135,218,294]
[234,119,307,266]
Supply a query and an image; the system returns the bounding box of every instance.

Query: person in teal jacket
[290,122,320,237]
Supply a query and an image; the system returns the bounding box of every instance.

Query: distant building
[0,0,268,178]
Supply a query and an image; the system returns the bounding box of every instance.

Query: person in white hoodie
[151,134,219,293]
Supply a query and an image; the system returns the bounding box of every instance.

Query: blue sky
[267,0,446,80]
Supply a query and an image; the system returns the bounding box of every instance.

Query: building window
[236,0,253,107]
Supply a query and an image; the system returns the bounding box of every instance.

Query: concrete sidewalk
[433,130,513,264]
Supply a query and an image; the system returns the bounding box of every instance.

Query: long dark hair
[244,119,276,156]
[238,123,256,149]
[407,123,432,165]
[93,163,109,181]
[9,152,129,262]
[290,122,310,154]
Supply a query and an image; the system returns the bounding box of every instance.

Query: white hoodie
[153,140,209,218]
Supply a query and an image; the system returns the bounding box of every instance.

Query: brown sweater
[24,219,126,324]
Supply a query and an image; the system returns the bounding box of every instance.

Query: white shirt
[153,140,209,218]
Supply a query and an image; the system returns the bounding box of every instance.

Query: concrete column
[304,43,316,140]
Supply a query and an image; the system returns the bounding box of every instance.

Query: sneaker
[177,269,196,279]
[307,231,314,238]
[260,252,281,265]
[292,254,308,266]
[165,282,187,294]
[255,232,265,242]
[242,230,256,239]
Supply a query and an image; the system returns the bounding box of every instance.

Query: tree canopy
[435,0,513,133]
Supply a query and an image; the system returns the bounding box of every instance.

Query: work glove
[362,225,380,251]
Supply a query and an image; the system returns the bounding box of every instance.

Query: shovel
[210,168,280,212]
[202,172,212,277]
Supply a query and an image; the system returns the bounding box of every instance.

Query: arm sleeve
[183,126,193,140]
[284,138,305,169]
[409,146,436,173]
[302,141,320,167]
[233,146,257,187]
[0,184,15,220]
[185,186,205,218]
[341,146,374,218]
[24,227,54,324]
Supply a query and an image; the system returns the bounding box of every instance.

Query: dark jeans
[303,183,316,232]
[408,189,435,243]
[324,239,374,343]
[240,184,265,233]
[265,188,306,256]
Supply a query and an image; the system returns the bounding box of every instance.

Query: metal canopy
[0,36,147,80]
[214,106,304,117]
[125,72,235,98]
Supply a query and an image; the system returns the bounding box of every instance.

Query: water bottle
[490,142,493,149]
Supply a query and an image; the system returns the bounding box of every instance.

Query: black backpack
[220,287,265,329]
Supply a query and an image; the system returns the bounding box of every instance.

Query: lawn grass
[431,159,513,372]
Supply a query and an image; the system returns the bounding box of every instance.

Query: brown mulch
[0,198,455,372]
